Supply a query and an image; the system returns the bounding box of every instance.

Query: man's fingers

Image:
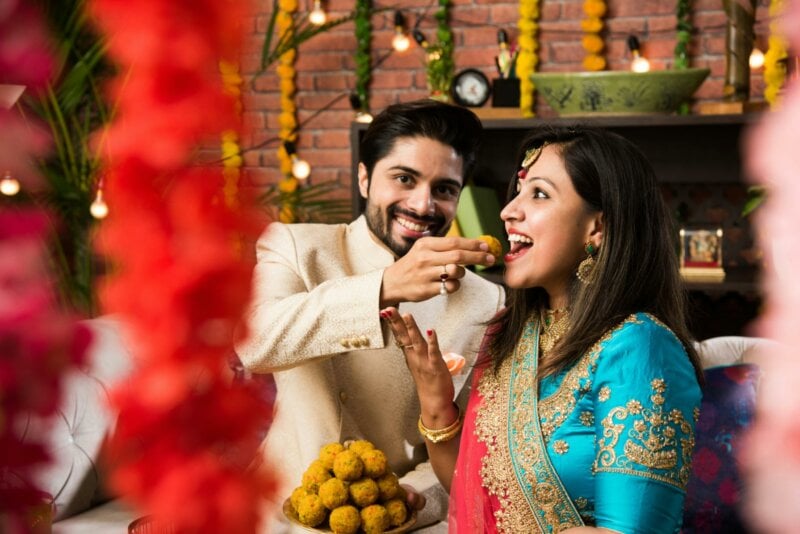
[420,236,490,252]
[401,485,427,511]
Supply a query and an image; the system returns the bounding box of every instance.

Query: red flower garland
[0,212,91,529]
[88,0,275,531]
[0,4,91,530]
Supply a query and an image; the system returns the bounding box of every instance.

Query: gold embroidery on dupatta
[476,327,539,533]
[476,321,583,533]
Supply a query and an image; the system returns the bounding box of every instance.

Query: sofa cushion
[27,317,133,521]
[682,363,759,533]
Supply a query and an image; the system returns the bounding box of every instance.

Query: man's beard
[363,201,449,258]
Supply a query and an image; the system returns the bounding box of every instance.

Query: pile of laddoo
[288,440,411,533]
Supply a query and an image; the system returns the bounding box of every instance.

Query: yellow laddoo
[319,477,350,510]
[297,494,327,527]
[477,234,503,259]
[319,442,345,470]
[349,477,380,507]
[384,498,408,527]
[376,472,400,501]
[329,505,361,534]
[333,449,364,481]
[301,460,332,492]
[347,439,375,456]
[360,448,388,478]
[290,486,313,511]
[360,504,391,534]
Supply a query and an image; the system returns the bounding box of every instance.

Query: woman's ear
[357,162,369,199]
[587,212,604,250]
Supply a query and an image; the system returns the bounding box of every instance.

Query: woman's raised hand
[380,307,456,422]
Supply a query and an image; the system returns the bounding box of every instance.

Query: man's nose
[406,187,434,215]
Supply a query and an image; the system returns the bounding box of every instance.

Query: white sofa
[25,317,138,533]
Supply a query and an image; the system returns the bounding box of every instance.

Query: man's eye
[434,185,459,198]
[396,175,412,184]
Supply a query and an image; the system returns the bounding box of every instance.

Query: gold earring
[576,242,597,285]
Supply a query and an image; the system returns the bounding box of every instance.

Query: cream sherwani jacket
[236,216,504,532]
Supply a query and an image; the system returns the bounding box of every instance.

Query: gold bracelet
[418,405,464,444]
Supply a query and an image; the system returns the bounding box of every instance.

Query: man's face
[358,136,464,257]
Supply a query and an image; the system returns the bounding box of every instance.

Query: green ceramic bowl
[530,68,710,116]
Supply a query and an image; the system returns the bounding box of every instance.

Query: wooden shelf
[477,265,759,296]
[683,266,761,294]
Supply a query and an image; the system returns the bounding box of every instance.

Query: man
[236,100,505,532]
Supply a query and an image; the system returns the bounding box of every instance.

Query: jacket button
[360,336,370,347]
[340,338,350,348]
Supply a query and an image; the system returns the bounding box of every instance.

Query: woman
[381,126,703,533]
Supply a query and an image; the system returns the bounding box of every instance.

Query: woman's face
[500,144,601,299]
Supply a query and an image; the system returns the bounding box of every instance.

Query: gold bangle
[418,405,464,444]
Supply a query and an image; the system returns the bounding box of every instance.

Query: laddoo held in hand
[284,440,417,533]
[476,234,503,259]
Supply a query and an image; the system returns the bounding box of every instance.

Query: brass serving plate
[283,498,417,533]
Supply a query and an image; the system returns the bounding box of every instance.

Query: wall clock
[451,69,491,107]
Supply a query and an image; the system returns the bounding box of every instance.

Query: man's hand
[401,484,427,512]
[380,236,496,307]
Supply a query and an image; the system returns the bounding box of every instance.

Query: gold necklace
[540,308,570,356]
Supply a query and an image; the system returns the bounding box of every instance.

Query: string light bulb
[627,35,651,73]
[0,170,20,196]
[284,141,311,180]
[349,93,373,123]
[308,0,327,25]
[412,29,429,49]
[749,47,765,69]
[392,11,410,52]
[90,188,109,219]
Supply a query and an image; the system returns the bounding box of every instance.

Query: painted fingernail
[426,329,433,337]
[380,311,387,319]
[385,309,393,317]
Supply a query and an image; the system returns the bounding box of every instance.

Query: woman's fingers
[401,313,427,353]
[425,327,442,364]
[380,307,408,342]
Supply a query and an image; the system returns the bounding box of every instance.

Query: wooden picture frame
[679,226,726,282]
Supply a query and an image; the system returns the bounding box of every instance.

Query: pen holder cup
[492,78,520,107]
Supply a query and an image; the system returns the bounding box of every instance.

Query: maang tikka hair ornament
[516,144,545,191]
[576,241,597,285]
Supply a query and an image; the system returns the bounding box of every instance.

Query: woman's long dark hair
[486,125,703,384]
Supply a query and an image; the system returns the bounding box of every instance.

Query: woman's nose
[501,197,520,221]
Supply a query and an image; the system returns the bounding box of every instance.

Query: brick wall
[240,0,770,199]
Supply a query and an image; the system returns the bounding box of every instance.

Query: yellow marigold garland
[764,0,788,106]
[516,0,540,117]
[277,0,299,223]
[219,60,242,209]
[582,0,607,71]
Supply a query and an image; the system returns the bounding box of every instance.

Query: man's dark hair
[359,99,483,182]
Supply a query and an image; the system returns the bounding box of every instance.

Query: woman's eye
[396,175,412,185]
[533,188,548,199]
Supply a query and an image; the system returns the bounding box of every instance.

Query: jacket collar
[347,215,396,270]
